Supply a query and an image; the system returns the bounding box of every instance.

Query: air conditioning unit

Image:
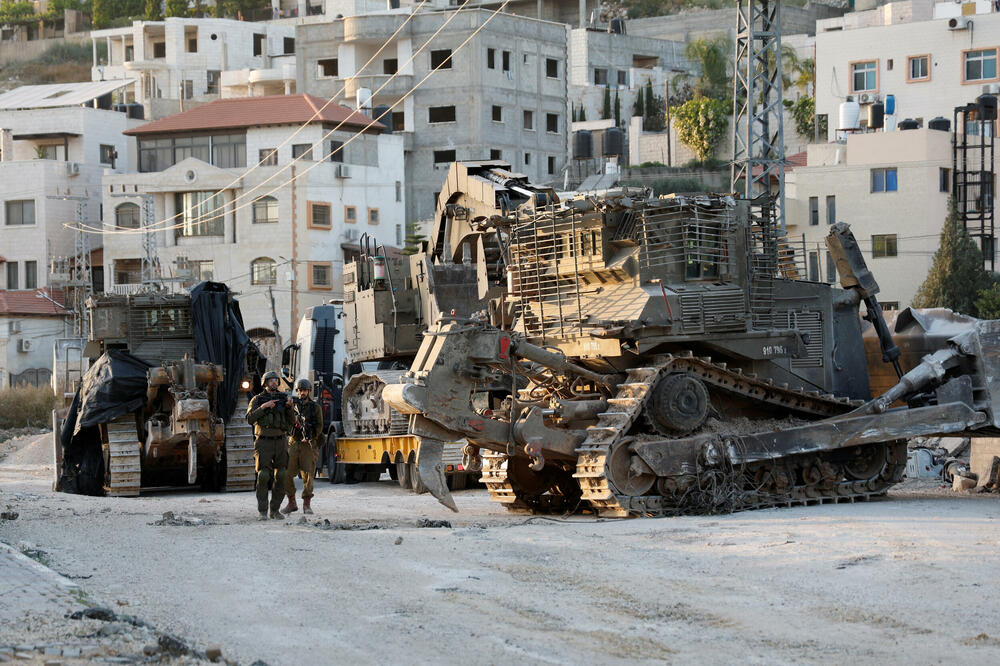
[66,162,81,176]
[8,320,21,334]
[336,164,351,179]
[858,93,878,104]
[344,228,360,241]
[17,338,34,353]
[948,17,971,30]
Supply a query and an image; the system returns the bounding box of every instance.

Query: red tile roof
[750,151,808,178]
[0,288,69,316]
[124,94,385,136]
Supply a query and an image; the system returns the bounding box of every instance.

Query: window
[36,144,65,160]
[546,58,558,79]
[175,192,225,237]
[309,202,331,228]
[283,37,295,55]
[252,196,278,224]
[182,80,193,100]
[259,148,277,166]
[114,259,141,285]
[345,205,357,224]
[428,106,456,123]
[886,59,893,71]
[253,33,265,57]
[6,262,17,289]
[124,45,133,61]
[523,110,534,130]
[383,58,397,75]
[100,144,116,167]
[310,262,332,289]
[964,48,998,83]
[190,259,214,281]
[871,167,898,192]
[368,208,379,225]
[881,301,899,311]
[502,50,510,72]
[292,144,313,160]
[872,234,897,258]
[153,42,166,58]
[546,113,558,133]
[940,167,951,193]
[433,149,456,164]
[395,181,402,202]
[115,203,141,229]
[211,133,245,168]
[5,200,34,226]
[431,49,452,69]
[395,224,403,246]
[328,140,344,163]
[826,195,836,225]
[617,70,627,86]
[251,258,277,285]
[594,68,608,86]
[391,111,405,131]
[825,252,836,284]
[808,251,819,282]
[490,149,501,160]
[487,48,496,69]
[809,196,819,225]
[524,152,531,165]
[851,60,877,92]
[318,58,338,77]
[492,105,502,122]
[24,260,36,289]
[187,37,197,53]
[907,55,929,82]
[547,155,555,175]
[206,70,219,95]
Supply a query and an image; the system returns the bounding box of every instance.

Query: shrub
[0,385,58,429]
[673,97,730,162]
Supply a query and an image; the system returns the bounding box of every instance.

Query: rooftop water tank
[603,127,624,156]
[928,117,950,132]
[898,118,919,130]
[884,93,895,116]
[373,104,392,132]
[574,130,593,160]
[839,97,860,131]
[868,102,884,130]
[977,94,998,121]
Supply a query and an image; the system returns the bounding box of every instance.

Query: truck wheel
[449,472,467,491]
[327,446,346,484]
[407,459,426,494]
[396,458,410,488]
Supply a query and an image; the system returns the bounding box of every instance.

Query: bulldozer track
[572,355,903,517]
[105,416,141,497]
[224,396,256,492]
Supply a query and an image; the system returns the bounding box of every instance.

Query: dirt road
[2,432,1000,665]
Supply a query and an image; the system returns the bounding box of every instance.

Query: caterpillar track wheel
[104,415,141,497]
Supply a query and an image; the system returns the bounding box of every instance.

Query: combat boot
[269,510,284,520]
[257,512,268,521]
[303,498,313,515]
[281,493,298,514]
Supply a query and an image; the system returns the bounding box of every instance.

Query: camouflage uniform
[246,389,294,516]
[286,399,323,501]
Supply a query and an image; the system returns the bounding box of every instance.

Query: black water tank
[609,18,626,34]
[898,118,919,130]
[867,102,884,130]
[574,130,593,159]
[126,102,144,120]
[977,94,998,121]
[113,103,129,114]
[603,127,624,156]
[928,116,951,131]
[373,104,392,132]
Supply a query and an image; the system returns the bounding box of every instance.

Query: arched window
[115,203,141,229]
[251,257,277,285]
[252,196,278,224]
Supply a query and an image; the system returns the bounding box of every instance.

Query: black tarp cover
[190,281,260,422]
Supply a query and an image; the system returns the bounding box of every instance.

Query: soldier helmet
[261,370,281,385]
[294,378,313,391]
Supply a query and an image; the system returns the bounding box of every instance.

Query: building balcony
[342,73,412,100]
[343,14,410,43]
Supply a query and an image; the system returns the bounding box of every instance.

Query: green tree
[614,88,621,127]
[165,0,185,15]
[912,200,994,316]
[601,86,611,121]
[91,0,112,27]
[975,283,1000,319]
[579,106,587,121]
[644,79,655,119]
[677,36,732,102]
[145,0,161,19]
[401,221,427,255]
[673,97,729,162]
[632,86,644,119]
[788,96,827,138]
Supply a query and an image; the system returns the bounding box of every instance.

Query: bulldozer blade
[416,438,457,512]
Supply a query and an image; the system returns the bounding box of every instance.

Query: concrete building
[785,127,962,309]
[296,8,569,224]
[102,94,405,364]
[90,18,296,120]
[0,81,139,294]
[626,3,844,42]
[816,0,1000,141]
[0,289,71,389]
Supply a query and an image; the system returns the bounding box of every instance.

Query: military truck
[55,285,258,496]
[380,190,1000,516]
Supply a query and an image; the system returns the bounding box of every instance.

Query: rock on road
[2,432,1000,665]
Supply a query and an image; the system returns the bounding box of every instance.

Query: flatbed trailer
[324,434,478,491]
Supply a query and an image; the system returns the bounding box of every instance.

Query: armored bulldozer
[335,161,555,490]
[56,285,258,496]
[383,190,1000,516]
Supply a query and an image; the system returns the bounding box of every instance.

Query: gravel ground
[2,433,1000,665]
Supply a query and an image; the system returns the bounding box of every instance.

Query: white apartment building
[102,94,405,360]
[816,0,1000,140]
[0,81,139,293]
[0,289,71,389]
[296,9,569,224]
[786,127,962,309]
[90,18,296,120]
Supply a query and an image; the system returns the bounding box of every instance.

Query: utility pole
[664,80,672,168]
[47,195,91,337]
[110,192,159,288]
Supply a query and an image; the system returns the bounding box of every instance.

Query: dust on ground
[1,431,999,665]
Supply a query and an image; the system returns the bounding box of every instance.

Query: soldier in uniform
[246,371,295,520]
[281,378,323,515]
